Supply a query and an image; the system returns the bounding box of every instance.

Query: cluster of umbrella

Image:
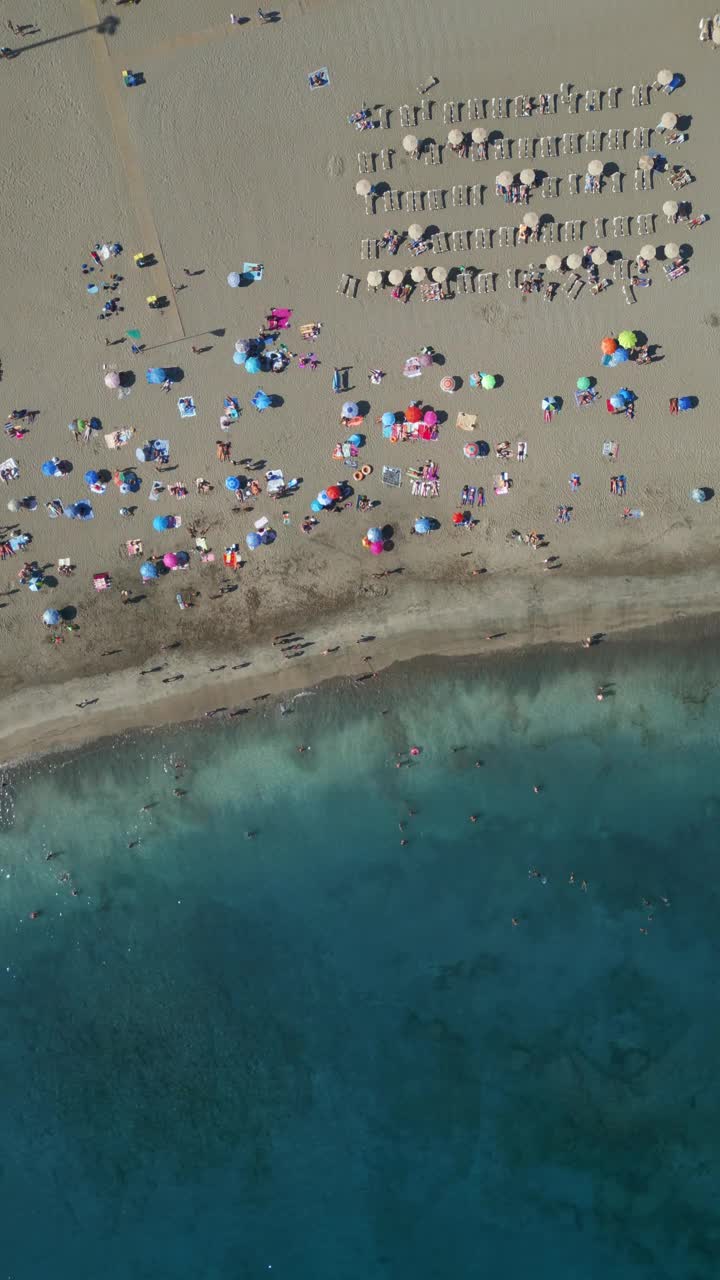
[608,389,635,412]
[310,484,346,513]
[468,372,497,390]
[544,248,607,271]
[139,551,190,579]
[362,526,387,555]
[41,457,71,478]
[246,529,276,549]
[635,241,682,263]
[381,406,438,437]
[601,333,636,366]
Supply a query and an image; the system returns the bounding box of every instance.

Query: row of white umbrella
[544,242,680,271]
[367,265,449,286]
[402,126,488,154]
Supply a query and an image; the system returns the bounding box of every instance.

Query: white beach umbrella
[520,168,535,185]
[367,270,383,287]
[410,265,427,282]
[663,199,679,217]
[431,265,448,282]
[591,247,607,265]
[661,111,678,129]
[657,69,673,85]
[388,268,405,286]
[587,159,604,176]
[638,244,656,260]
[472,127,487,143]
[545,254,562,271]
[408,223,423,241]
[664,242,680,259]
[638,154,654,171]
[402,134,418,154]
[356,178,372,196]
[566,253,582,270]
[522,211,539,228]
[497,170,514,187]
[448,128,463,146]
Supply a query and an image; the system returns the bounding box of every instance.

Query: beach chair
[399,105,413,128]
[443,101,458,124]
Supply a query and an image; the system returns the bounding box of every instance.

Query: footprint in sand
[325,154,345,180]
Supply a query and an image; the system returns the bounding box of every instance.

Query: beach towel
[308,67,330,88]
[177,397,196,418]
[622,508,643,519]
[574,389,598,409]
[9,534,29,551]
[455,412,478,432]
[266,470,285,495]
[243,262,264,281]
[126,539,143,557]
[254,516,270,531]
[104,429,135,450]
[382,465,402,488]
[476,487,485,507]
[602,441,619,459]
[0,458,19,481]
[570,473,581,490]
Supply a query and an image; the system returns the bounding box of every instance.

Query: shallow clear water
[1,639,719,1279]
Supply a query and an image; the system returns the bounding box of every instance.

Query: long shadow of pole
[12,16,119,54]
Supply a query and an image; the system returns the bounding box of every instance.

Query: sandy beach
[0,0,718,763]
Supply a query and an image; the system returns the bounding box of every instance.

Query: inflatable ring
[353,469,364,482]
[361,464,373,476]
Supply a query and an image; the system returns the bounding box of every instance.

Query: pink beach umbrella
[163,552,179,569]
[370,541,384,555]
[423,410,438,426]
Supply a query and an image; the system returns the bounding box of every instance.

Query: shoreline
[3,562,718,768]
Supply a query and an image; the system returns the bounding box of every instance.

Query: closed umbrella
[520,168,535,185]
[246,532,262,549]
[367,270,383,287]
[104,371,120,388]
[639,244,656,260]
[664,242,680,259]
[663,200,679,217]
[245,355,262,374]
[410,265,426,282]
[388,268,405,286]
[140,561,158,579]
[472,127,487,143]
[497,170,513,187]
[566,253,582,269]
[402,134,418,154]
[431,266,448,283]
[448,128,463,145]
[227,271,241,287]
[522,211,539,228]
[618,330,637,349]
[545,254,562,271]
[638,154,654,171]
[657,69,673,86]
[591,247,607,265]
[587,159,604,176]
[342,401,359,418]
[408,223,423,240]
[42,609,60,626]
[356,178,372,196]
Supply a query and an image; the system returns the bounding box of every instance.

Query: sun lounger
[664,262,688,280]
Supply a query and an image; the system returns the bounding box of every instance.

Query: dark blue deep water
[1,640,718,1279]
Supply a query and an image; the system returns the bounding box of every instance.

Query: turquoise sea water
[1,637,719,1279]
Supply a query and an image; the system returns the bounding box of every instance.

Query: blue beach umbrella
[225,475,241,491]
[245,532,262,549]
[317,491,333,508]
[41,460,58,477]
[75,500,94,520]
[261,529,276,544]
[414,516,432,534]
[691,488,707,503]
[342,401,359,419]
[42,608,60,626]
[610,395,625,410]
[245,356,262,374]
[367,527,383,543]
[28,576,44,591]
[227,271,241,288]
[678,396,693,411]
[175,550,189,566]
[381,411,395,427]
[347,433,363,447]
[152,514,172,532]
[618,388,634,404]
[310,499,323,513]
[233,350,246,365]
[84,470,100,485]
[140,560,159,579]
[252,390,271,411]
[146,367,166,384]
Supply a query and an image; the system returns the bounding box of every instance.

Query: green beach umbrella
[126,328,142,340]
[576,377,591,391]
[618,330,637,350]
[481,374,496,390]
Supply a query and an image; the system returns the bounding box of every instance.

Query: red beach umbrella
[405,405,423,423]
[601,337,618,355]
[326,485,343,501]
[452,511,465,525]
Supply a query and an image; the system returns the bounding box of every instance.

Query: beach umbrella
[410,265,427,283]
[541,397,557,411]
[7,498,19,513]
[73,500,93,520]
[408,223,423,240]
[152,515,171,532]
[175,550,189,567]
[317,490,333,507]
[423,410,438,426]
[245,532,262,549]
[657,69,673,86]
[388,268,405,286]
[431,266,448,283]
[497,170,513,187]
[418,352,434,367]
[545,254,562,271]
[140,560,158,580]
[618,330,637,349]
[591,247,607,265]
[663,200,679,217]
[440,375,457,393]
[233,350,246,365]
[661,111,677,129]
[520,168,535,185]
[611,348,629,365]
[522,211,539,228]
[405,405,423,423]
[227,272,241,288]
[463,442,480,458]
[225,475,241,491]
[481,374,496,390]
[326,485,343,502]
[414,516,432,534]
[381,411,395,427]
[245,355,262,374]
[163,552,179,569]
[367,527,383,543]
[609,395,624,410]
[310,499,323,513]
[601,337,618,354]
[28,576,43,591]
[83,469,100,485]
[638,154,654,171]
[252,390,271,411]
[261,529,276,545]
[402,134,418,154]
[664,242,680,259]
[104,371,120,389]
[451,511,466,525]
[639,244,657,260]
[367,269,383,287]
[587,159,604,176]
[347,433,363,447]
[448,128,463,145]
[618,388,634,403]
[691,488,707,504]
[678,397,694,411]
[566,252,582,270]
[41,459,58,477]
[342,401,359,419]
[42,608,60,627]
[235,339,251,355]
[577,377,592,391]
[472,127,487,143]
[370,541,383,556]
[356,178,372,196]
[145,367,166,384]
